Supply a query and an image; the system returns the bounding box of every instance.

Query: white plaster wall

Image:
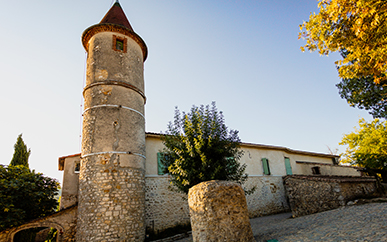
[328,165,360,176]
[145,136,165,176]
[297,163,360,176]
[60,156,80,209]
[241,147,287,176]
[239,146,337,177]
[145,136,338,177]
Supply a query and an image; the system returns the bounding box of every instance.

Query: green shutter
[284,157,292,175]
[157,152,164,175]
[262,158,270,175]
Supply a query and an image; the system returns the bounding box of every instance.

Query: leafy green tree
[10,134,31,168]
[339,118,387,180]
[335,50,387,119]
[299,0,387,83]
[0,165,60,231]
[337,75,387,119]
[161,102,249,194]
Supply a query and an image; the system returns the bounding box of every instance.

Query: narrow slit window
[74,161,80,173]
[116,39,124,51]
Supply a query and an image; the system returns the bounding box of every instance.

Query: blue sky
[0,0,371,183]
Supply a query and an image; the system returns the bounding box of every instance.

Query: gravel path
[174,202,387,242]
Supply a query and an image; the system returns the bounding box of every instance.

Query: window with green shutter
[262,158,271,175]
[157,152,170,175]
[284,157,292,175]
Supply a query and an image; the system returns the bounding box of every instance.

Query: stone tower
[77,1,148,241]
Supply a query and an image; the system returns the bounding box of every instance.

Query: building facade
[0,2,365,241]
[59,132,361,233]
[58,0,360,239]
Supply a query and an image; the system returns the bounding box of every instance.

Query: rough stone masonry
[76,2,148,241]
[188,181,255,242]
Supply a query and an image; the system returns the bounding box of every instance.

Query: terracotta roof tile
[100,2,133,31]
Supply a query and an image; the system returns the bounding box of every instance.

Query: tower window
[116,39,124,50]
[113,35,127,53]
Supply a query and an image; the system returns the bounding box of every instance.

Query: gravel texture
[173,202,387,242]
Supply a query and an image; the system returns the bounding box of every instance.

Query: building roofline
[82,23,147,61]
[145,132,339,159]
[58,153,81,171]
[58,132,339,171]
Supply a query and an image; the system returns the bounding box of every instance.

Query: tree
[339,118,387,180]
[161,102,250,194]
[337,75,387,119]
[336,50,387,119]
[10,134,31,168]
[299,0,387,83]
[0,165,60,231]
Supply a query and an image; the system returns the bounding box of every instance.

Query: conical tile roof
[100,1,133,31]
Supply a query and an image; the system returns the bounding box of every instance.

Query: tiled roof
[58,153,81,171]
[145,132,340,158]
[100,1,133,31]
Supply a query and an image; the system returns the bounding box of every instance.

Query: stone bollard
[188,180,255,242]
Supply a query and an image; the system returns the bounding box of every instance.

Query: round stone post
[188,180,255,242]
[76,2,148,241]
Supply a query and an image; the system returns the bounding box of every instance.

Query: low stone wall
[283,175,380,217]
[245,176,289,218]
[145,176,290,233]
[0,205,77,242]
[145,176,190,233]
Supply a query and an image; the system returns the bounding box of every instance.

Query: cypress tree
[9,134,31,168]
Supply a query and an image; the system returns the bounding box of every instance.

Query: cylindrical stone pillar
[76,8,148,241]
[188,180,255,242]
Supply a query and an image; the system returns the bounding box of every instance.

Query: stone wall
[283,175,380,217]
[0,205,77,242]
[59,155,80,210]
[145,176,190,232]
[245,176,290,218]
[144,176,290,233]
[77,159,146,241]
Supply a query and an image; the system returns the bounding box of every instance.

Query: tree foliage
[0,165,60,231]
[10,134,31,168]
[336,50,387,119]
[339,118,387,172]
[299,0,387,83]
[337,75,387,119]
[161,102,249,194]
